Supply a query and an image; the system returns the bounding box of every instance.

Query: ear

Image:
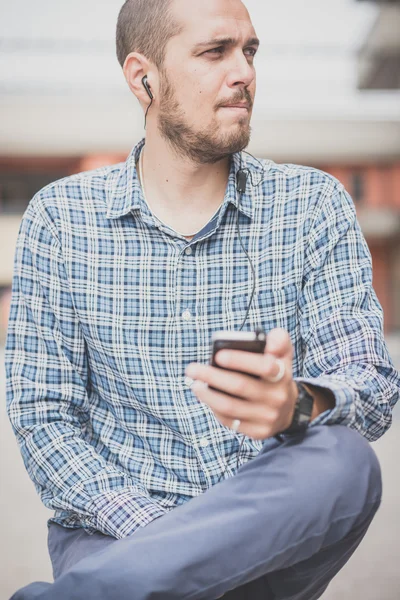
[123,52,156,108]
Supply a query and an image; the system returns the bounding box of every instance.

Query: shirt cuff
[87,491,169,539]
[294,376,356,428]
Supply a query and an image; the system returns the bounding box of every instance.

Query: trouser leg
[47,523,117,580]
[45,503,379,600]
[45,520,274,599]
[46,523,275,599]
[11,424,382,600]
[264,494,380,600]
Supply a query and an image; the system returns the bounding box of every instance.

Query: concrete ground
[1,339,399,600]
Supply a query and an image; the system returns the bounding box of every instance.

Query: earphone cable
[217,153,258,483]
[144,98,153,130]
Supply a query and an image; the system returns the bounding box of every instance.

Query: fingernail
[216,351,230,365]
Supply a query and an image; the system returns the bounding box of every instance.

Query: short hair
[116,0,183,68]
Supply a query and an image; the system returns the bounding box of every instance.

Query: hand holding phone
[209,328,266,395]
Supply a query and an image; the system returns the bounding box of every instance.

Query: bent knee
[323,425,381,497]
[298,425,382,514]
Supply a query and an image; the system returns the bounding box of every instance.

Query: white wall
[0,0,399,160]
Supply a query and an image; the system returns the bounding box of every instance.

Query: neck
[138,133,231,221]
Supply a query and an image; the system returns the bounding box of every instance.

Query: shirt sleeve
[295,181,400,442]
[5,196,168,539]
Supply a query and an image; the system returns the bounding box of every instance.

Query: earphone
[142,75,154,100]
[142,76,154,129]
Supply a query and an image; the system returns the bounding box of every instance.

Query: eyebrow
[193,37,260,50]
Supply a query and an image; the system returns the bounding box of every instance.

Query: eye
[205,47,224,56]
[244,47,258,58]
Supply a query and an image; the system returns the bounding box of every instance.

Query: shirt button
[184,376,194,388]
[182,309,192,321]
[200,438,209,448]
[185,247,193,256]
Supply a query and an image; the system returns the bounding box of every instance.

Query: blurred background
[0,0,399,598]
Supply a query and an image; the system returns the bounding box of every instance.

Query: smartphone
[209,329,267,395]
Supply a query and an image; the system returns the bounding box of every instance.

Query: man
[5,0,399,599]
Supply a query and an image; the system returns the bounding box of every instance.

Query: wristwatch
[278,382,314,436]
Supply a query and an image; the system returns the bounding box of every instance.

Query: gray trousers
[11,425,382,600]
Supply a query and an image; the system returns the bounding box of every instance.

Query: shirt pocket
[231,282,300,335]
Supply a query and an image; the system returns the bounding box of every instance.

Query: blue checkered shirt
[5,138,399,539]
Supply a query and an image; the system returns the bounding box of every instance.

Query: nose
[226,50,255,89]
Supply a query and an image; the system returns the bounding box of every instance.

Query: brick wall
[319,162,400,333]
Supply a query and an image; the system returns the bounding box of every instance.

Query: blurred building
[357,0,400,90]
[1,0,400,339]
[352,0,400,331]
[318,162,400,332]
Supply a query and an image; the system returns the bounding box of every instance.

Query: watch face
[299,412,312,424]
[298,385,314,417]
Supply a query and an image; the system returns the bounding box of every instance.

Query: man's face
[156,0,258,164]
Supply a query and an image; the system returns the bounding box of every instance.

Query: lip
[221,104,250,110]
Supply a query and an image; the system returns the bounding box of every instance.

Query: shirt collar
[105,138,265,221]
[105,139,145,220]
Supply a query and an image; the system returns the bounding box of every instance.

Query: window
[350,171,365,203]
[0,172,68,215]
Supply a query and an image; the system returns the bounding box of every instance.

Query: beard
[157,70,252,165]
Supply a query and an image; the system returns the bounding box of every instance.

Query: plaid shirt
[5,138,399,539]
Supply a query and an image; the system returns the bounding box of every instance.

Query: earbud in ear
[142,76,154,100]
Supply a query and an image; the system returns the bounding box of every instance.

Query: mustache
[217,90,253,109]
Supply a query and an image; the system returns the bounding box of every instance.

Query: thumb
[265,328,292,359]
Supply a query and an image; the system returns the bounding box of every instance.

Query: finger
[214,351,290,384]
[187,363,264,400]
[208,409,274,441]
[191,380,274,424]
[266,328,293,359]
[214,351,279,379]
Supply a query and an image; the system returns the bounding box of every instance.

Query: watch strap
[279,382,314,435]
